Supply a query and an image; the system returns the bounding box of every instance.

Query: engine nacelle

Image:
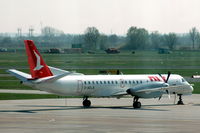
[127,82,169,98]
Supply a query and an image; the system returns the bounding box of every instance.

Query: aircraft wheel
[177,94,184,105]
[133,101,141,109]
[83,99,91,107]
[177,100,184,105]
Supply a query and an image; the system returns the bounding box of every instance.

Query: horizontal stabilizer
[32,72,70,84]
[7,69,31,82]
[48,66,71,75]
[48,66,84,76]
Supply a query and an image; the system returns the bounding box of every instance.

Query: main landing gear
[133,96,141,108]
[82,96,91,107]
[177,94,184,105]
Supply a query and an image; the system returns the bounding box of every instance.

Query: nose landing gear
[177,94,184,105]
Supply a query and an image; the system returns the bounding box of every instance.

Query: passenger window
[88,81,91,84]
[100,81,102,84]
[115,81,118,84]
[129,81,131,84]
[84,81,87,84]
[92,81,95,84]
[108,81,110,84]
[96,81,98,84]
[104,81,106,84]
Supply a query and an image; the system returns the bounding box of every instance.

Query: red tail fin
[24,40,53,79]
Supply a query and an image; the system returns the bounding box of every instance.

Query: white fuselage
[29,74,193,97]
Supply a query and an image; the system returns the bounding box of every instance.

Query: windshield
[182,78,186,82]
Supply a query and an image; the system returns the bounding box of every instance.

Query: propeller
[158,72,178,104]
[166,71,171,83]
[158,71,171,99]
[158,96,162,100]
[158,71,171,83]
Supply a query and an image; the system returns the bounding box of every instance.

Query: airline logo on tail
[24,40,53,79]
[33,51,44,71]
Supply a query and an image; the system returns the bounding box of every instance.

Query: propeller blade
[173,94,177,104]
[158,73,162,78]
[158,96,162,100]
[166,90,171,99]
[166,71,171,83]
[158,73,166,82]
[168,93,171,99]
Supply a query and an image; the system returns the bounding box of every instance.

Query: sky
[0,0,200,35]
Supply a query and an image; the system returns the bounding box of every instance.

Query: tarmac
[0,94,200,133]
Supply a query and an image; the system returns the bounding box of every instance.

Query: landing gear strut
[177,94,184,105]
[82,96,91,107]
[133,96,141,108]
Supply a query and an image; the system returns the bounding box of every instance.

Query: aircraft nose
[190,85,194,92]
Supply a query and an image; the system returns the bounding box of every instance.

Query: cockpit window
[182,78,186,82]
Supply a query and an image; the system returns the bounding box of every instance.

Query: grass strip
[0,93,80,100]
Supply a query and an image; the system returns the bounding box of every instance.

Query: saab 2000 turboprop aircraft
[7,40,193,108]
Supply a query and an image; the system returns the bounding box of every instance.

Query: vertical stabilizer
[24,40,53,79]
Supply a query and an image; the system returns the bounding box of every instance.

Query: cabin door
[77,80,83,93]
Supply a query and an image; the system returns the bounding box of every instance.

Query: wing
[126,82,193,98]
[135,84,192,93]
[111,91,128,97]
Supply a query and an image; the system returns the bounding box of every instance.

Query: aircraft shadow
[0,106,83,113]
[90,106,168,111]
[193,104,200,106]
[142,104,175,107]
[0,104,169,113]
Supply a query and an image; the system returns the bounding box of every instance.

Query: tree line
[0,26,200,51]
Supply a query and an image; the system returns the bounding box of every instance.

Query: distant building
[99,70,120,75]
[0,48,7,52]
[64,48,82,54]
[105,48,120,54]
[47,48,62,54]
[158,48,171,54]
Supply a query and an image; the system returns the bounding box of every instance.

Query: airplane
[7,40,194,108]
